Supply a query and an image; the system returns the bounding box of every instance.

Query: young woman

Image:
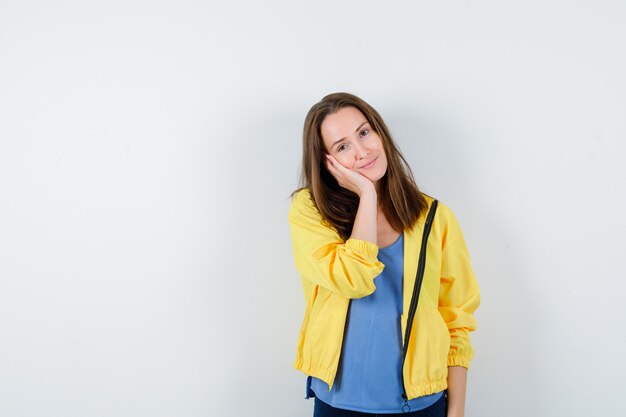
[288,93,480,417]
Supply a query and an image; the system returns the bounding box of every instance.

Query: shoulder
[288,188,341,240]
[288,188,323,223]
[432,198,466,241]
[291,187,312,205]
[434,199,455,222]
[289,188,315,214]
[414,193,445,223]
[416,193,463,235]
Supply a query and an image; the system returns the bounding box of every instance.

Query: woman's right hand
[325,154,376,197]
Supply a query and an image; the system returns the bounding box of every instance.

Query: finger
[327,155,349,174]
[325,159,346,185]
[325,154,335,167]
[325,155,339,173]
[325,159,340,178]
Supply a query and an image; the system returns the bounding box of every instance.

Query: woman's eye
[337,144,348,152]
[360,129,369,137]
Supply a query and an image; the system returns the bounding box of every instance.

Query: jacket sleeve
[288,189,385,299]
[437,205,480,369]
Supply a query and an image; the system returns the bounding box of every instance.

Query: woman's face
[321,106,388,186]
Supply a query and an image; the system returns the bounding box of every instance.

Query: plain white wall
[1,1,625,416]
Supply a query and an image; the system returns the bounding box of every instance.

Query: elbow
[342,283,377,299]
[329,261,383,299]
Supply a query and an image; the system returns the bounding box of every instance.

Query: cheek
[337,157,354,170]
[332,153,356,170]
[377,148,388,170]
[378,143,387,160]
[373,136,384,151]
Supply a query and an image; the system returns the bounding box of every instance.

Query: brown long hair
[291,92,428,241]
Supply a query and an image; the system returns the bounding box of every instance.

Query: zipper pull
[401,393,410,413]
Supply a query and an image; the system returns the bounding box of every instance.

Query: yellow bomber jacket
[288,189,480,400]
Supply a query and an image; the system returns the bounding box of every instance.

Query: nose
[354,142,369,159]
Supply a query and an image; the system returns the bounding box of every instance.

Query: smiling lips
[358,156,377,170]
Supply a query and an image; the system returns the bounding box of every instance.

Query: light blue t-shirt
[309,233,443,413]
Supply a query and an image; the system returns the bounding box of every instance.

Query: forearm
[349,189,377,244]
[446,366,467,417]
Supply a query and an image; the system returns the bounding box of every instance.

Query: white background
[1,1,625,416]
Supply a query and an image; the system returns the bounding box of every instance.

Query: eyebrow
[330,121,369,149]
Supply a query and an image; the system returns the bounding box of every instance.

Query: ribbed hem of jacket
[293,358,337,390]
[405,376,449,399]
[295,358,459,399]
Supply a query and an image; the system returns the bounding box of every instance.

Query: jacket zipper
[401,200,438,413]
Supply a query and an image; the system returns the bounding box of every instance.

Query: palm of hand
[325,154,375,196]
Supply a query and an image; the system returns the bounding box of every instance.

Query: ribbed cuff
[345,238,379,258]
[447,353,471,369]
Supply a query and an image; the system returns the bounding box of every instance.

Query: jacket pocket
[306,286,330,338]
[405,306,450,384]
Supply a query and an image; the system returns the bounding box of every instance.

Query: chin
[367,172,386,184]
[374,166,388,180]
